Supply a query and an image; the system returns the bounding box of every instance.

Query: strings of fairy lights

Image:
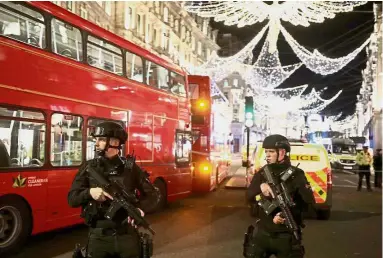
[184,1,371,118]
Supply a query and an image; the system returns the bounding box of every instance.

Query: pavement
[7,162,382,258]
[225,166,249,189]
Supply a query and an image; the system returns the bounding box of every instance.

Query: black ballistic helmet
[91,121,128,144]
[262,134,291,153]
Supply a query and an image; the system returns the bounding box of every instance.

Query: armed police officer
[245,135,315,258]
[68,121,160,258]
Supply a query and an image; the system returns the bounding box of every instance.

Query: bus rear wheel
[0,197,32,255]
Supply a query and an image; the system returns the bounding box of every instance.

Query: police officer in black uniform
[246,134,315,258]
[68,121,160,258]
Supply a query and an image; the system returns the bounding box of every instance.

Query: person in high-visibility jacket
[356,146,373,191]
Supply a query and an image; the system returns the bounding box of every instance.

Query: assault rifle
[87,165,156,235]
[258,165,300,241]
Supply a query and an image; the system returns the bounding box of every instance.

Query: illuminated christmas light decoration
[245,36,302,89]
[326,113,343,123]
[329,113,358,131]
[195,24,269,82]
[252,84,342,115]
[184,1,368,28]
[210,80,229,103]
[280,24,372,75]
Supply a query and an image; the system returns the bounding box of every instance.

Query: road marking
[344,179,357,185]
[333,184,357,188]
[338,170,355,175]
[333,174,338,179]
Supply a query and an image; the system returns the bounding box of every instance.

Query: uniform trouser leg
[87,233,114,258]
[374,171,382,187]
[270,235,304,258]
[357,171,365,190]
[87,230,140,258]
[246,232,272,258]
[365,170,372,190]
[115,233,141,258]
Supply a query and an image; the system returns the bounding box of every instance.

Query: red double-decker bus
[188,75,231,192]
[0,1,193,253]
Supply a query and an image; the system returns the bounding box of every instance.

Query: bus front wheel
[0,196,32,255]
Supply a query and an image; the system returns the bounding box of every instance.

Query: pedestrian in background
[356,146,372,191]
[373,148,382,189]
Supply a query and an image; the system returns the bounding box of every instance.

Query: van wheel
[0,197,32,255]
[141,180,167,214]
[316,209,331,220]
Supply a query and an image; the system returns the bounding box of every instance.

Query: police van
[249,140,332,220]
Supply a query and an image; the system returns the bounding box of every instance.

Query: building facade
[52,1,220,73]
[356,3,382,149]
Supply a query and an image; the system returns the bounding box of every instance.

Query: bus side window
[87,35,123,76]
[169,72,186,97]
[146,61,169,90]
[51,18,83,61]
[175,131,192,167]
[0,2,46,49]
[86,118,126,160]
[0,106,46,168]
[126,51,144,83]
[50,113,83,167]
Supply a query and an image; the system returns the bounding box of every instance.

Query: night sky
[210,1,377,119]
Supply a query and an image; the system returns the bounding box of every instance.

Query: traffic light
[244,96,254,128]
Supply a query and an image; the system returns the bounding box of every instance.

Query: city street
[8,163,382,258]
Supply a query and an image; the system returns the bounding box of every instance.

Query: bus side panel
[45,168,83,231]
[0,171,48,235]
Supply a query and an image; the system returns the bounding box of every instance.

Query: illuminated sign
[290,155,320,161]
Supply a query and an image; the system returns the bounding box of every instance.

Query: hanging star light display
[252,85,342,115]
[184,1,369,124]
[185,1,370,78]
[245,37,302,89]
[329,113,358,131]
[280,24,371,75]
[194,24,269,82]
[184,1,368,28]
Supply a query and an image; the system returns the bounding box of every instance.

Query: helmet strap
[276,148,280,163]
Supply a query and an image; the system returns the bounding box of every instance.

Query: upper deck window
[51,18,83,61]
[146,61,169,91]
[87,35,123,75]
[189,83,199,100]
[126,51,144,83]
[170,72,186,97]
[0,2,46,49]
